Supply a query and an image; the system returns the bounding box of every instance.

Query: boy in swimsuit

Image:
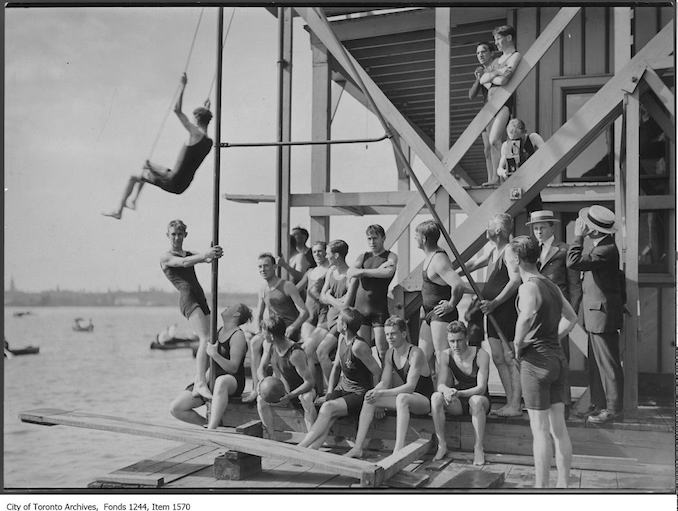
[469,42,499,185]
[277,226,316,284]
[159,219,223,401]
[497,118,546,213]
[256,314,317,434]
[298,308,381,449]
[103,73,213,219]
[345,316,433,458]
[479,25,522,185]
[513,235,577,487]
[414,220,465,370]
[302,239,356,392]
[431,321,491,465]
[243,253,308,403]
[348,224,398,362]
[297,241,330,345]
[169,303,251,428]
[463,213,522,417]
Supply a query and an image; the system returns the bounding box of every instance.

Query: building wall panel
[537,7,561,139]
[660,287,675,374]
[584,7,609,75]
[633,6,659,54]
[562,9,583,76]
[515,7,538,131]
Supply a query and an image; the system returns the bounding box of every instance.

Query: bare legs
[187,309,212,400]
[317,333,338,386]
[207,375,238,429]
[419,320,449,376]
[345,393,430,458]
[431,393,489,464]
[481,130,494,184]
[487,337,522,416]
[527,403,572,488]
[359,324,387,362]
[484,106,510,185]
[242,333,264,402]
[257,390,317,436]
[302,327,333,391]
[298,398,348,449]
[103,160,168,219]
[169,374,238,429]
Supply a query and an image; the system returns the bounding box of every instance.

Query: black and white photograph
[3,1,676,500]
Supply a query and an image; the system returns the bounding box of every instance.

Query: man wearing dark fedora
[567,205,624,423]
[526,210,582,416]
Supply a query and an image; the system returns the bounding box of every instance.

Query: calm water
[3,306,246,489]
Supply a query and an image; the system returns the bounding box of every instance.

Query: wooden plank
[623,88,640,412]
[383,7,582,249]
[642,67,675,116]
[19,408,381,485]
[515,7,538,130]
[580,469,618,489]
[442,468,505,488]
[385,470,430,488]
[95,474,164,487]
[584,7,609,75]
[393,23,672,287]
[435,8,451,229]
[450,451,674,475]
[562,8,583,76]
[310,34,331,242]
[297,7,479,215]
[376,436,434,482]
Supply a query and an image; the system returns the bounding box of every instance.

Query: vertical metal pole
[209,7,224,395]
[275,7,284,261]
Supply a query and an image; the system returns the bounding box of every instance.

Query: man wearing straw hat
[526,210,582,416]
[567,205,624,424]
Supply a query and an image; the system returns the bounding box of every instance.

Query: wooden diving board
[19,408,385,487]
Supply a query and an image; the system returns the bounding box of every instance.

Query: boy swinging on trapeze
[103,73,213,220]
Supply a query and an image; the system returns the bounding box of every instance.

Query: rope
[147,8,205,160]
[205,8,236,105]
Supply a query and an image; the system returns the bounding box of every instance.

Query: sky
[4,6,438,293]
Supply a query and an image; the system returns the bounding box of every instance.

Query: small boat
[73,318,94,332]
[150,335,198,351]
[6,346,40,357]
[13,311,33,317]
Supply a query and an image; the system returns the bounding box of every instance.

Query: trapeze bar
[220,133,390,148]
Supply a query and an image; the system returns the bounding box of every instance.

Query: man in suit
[527,210,582,415]
[567,206,624,423]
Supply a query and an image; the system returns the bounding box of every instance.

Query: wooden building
[227,5,675,414]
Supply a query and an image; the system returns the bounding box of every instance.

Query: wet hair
[507,118,526,133]
[261,314,287,338]
[328,239,349,258]
[493,25,516,41]
[257,252,276,265]
[192,107,213,126]
[510,235,540,264]
[167,219,187,233]
[447,320,468,337]
[339,308,364,334]
[291,226,309,241]
[231,303,253,326]
[312,241,327,251]
[415,220,441,246]
[384,315,407,333]
[487,213,513,241]
[365,224,386,238]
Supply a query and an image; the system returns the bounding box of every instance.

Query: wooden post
[623,88,640,413]
[275,8,293,261]
[394,137,411,284]
[613,7,631,257]
[310,34,331,243]
[434,8,451,231]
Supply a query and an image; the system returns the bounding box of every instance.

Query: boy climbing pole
[103,73,213,219]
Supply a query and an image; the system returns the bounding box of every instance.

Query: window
[562,91,614,181]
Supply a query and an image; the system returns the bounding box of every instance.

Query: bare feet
[124,200,137,211]
[433,444,447,461]
[473,446,485,466]
[494,407,522,417]
[241,391,258,403]
[192,381,213,400]
[344,447,363,459]
[101,210,122,219]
